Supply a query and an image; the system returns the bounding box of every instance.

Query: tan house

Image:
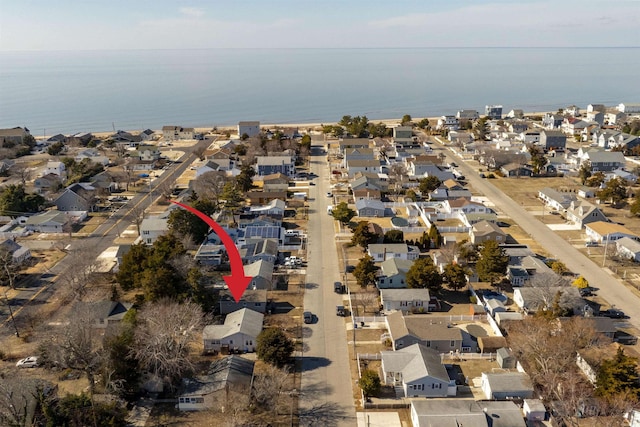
[385,311,463,351]
[470,220,507,244]
[262,173,290,192]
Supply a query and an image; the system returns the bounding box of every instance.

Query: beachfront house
[238,121,260,138]
[162,125,195,141]
[0,127,30,145]
[485,105,503,120]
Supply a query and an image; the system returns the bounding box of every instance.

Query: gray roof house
[538,187,577,211]
[380,288,430,313]
[368,243,420,262]
[481,371,534,400]
[513,286,584,315]
[239,238,279,264]
[219,289,268,315]
[238,121,260,138]
[54,183,96,212]
[565,200,608,228]
[355,199,386,217]
[255,156,295,177]
[0,238,31,264]
[178,356,254,411]
[376,258,414,289]
[540,129,567,150]
[381,343,455,398]
[203,308,264,353]
[411,399,526,427]
[385,311,463,351]
[80,301,133,329]
[470,220,507,245]
[139,216,169,245]
[243,259,275,290]
[346,158,382,177]
[25,210,68,233]
[616,237,640,262]
[585,150,625,172]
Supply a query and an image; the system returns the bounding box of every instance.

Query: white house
[380,288,430,313]
[203,308,264,353]
[139,216,169,245]
[367,243,420,262]
[616,237,640,262]
[24,210,68,233]
[381,344,456,398]
[585,221,639,243]
[44,161,67,179]
[481,371,534,400]
[238,121,260,138]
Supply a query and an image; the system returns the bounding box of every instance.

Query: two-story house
[256,156,295,177]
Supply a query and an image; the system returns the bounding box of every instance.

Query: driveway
[299,138,357,426]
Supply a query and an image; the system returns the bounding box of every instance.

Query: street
[299,139,357,426]
[429,137,640,330]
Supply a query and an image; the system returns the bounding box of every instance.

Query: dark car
[601,308,625,319]
[345,265,355,273]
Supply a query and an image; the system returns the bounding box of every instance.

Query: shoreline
[62,110,554,141]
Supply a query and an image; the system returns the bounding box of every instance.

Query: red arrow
[171,201,252,302]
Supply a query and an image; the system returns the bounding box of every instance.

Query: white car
[326,192,333,198]
[16,356,39,368]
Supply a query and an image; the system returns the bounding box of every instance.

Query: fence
[382,227,426,233]
[354,316,387,323]
[436,226,470,233]
[440,352,496,362]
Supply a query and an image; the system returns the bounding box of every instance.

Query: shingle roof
[381,343,449,383]
[203,308,264,341]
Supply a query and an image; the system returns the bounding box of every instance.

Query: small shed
[478,336,508,354]
[469,304,485,316]
[496,347,516,369]
[523,399,547,421]
[486,299,507,316]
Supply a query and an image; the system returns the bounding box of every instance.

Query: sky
[1,0,639,51]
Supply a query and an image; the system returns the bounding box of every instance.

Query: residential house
[393,126,413,145]
[376,258,414,289]
[34,173,63,193]
[587,110,605,125]
[507,120,528,133]
[506,109,524,119]
[436,115,459,130]
[337,138,371,155]
[262,173,290,192]
[343,147,375,168]
[194,244,225,266]
[500,163,533,177]
[0,239,31,264]
[256,156,295,177]
[448,131,474,147]
[238,226,284,246]
[617,103,640,114]
[513,286,584,315]
[588,104,606,113]
[578,186,595,198]
[520,129,541,144]
[485,105,503,120]
[616,237,640,262]
[162,125,195,141]
[219,289,268,315]
[368,243,420,262]
[406,159,454,181]
[562,117,590,135]
[0,127,29,145]
[456,109,479,120]
[24,210,68,233]
[139,129,156,141]
[111,130,142,145]
[246,191,287,205]
[443,198,490,215]
[178,356,254,411]
[539,129,567,150]
[44,161,67,179]
[249,199,286,217]
[381,344,455,398]
[203,308,264,353]
[239,238,279,264]
[243,260,275,290]
[75,148,110,166]
[380,288,430,313]
[507,266,529,287]
[411,399,526,427]
[81,301,133,329]
[565,200,608,228]
[353,188,382,201]
[139,216,169,245]
[237,121,260,138]
[542,113,564,129]
[470,220,507,244]
[606,168,638,184]
[481,371,534,400]
[355,199,386,217]
[90,171,118,194]
[346,159,382,177]
[54,183,96,212]
[585,221,639,243]
[605,110,627,125]
[0,159,14,174]
[584,150,625,172]
[385,311,463,351]
[538,187,577,212]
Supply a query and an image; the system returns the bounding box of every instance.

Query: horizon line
[1,46,639,53]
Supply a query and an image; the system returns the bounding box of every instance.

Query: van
[327,205,333,215]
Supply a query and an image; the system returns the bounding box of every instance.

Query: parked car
[16,356,39,368]
[326,192,333,198]
[336,305,347,317]
[585,241,599,247]
[601,308,625,319]
[303,311,313,324]
[334,281,345,294]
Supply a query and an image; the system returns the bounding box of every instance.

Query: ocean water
[0,47,639,135]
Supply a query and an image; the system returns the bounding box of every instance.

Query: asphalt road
[429,137,640,329]
[1,137,212,335]
[299,139,357,426]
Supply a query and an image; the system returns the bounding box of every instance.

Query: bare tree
[57,244,101,302]
[354,289,380,315]
[193,145,207,161]
[47,305,103,397]
[252,365,292,416]
[129,204,146,236]
[388,163,407,198]
[132,299,207,389]
[192,170,227,208]
[0,374,51,427]
[0,248,21,289]
[9,163,31,186]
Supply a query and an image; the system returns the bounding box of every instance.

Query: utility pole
[603,235,609,267]
[4,292,19,338]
